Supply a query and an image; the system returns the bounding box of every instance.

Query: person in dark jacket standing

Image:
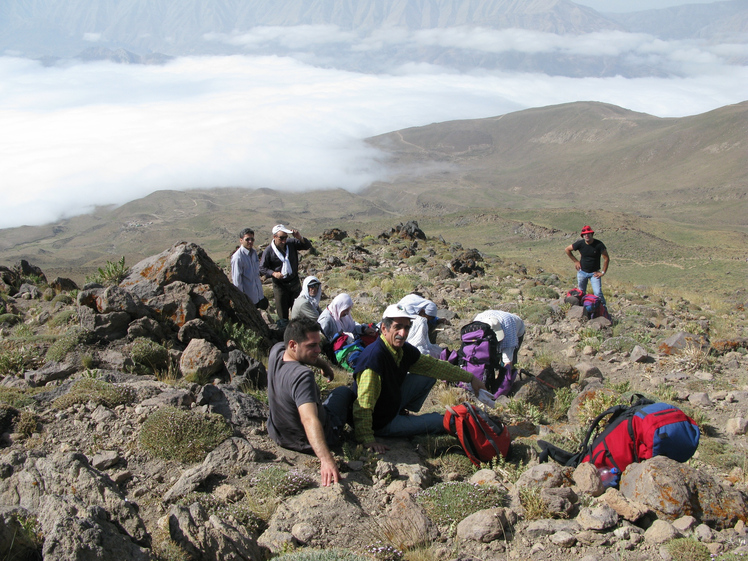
[565,225,610,304]
[260,224,312,328]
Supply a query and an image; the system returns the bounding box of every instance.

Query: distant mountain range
[2,0,747,76]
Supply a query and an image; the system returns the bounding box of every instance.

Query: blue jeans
[322,386,355,445]
[374,374,446,438]
[577,270,605,304]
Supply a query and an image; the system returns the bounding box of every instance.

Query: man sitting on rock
[267,318,354,486]
[352,304,486,453]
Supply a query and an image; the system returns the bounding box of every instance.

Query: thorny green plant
[220,321,266,358]
[548,387,575,421]
[85,256,130,286]
[480,454,528,485]
[505,398,545,425]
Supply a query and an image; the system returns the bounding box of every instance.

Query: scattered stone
[180,338,224,379]
[644,519,681,544]
[726,418,748,436]
[630,345,651,363]
[577,504,618,531]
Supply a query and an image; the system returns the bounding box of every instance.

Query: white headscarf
[398,294,437,317]
[327,293,356,334]
[301,276,322,308]
[271,240,292,277]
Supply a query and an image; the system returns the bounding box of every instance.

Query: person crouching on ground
[318,293,377,344]
[473,309,525,381]
[266,318,354,486]
[352,304,486,454]
[291,276,323,321]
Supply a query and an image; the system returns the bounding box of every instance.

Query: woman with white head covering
[318,293,376,342]
[290,276,323,321]
[397,294,443,358]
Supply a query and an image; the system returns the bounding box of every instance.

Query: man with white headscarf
[317,293,376,343]
[291,276,323,321]
[397,294,442,358]
[259,224,312,327]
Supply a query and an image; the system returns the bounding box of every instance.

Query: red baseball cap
[581,225,594,235]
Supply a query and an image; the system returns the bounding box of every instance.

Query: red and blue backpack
[538,396,700,478]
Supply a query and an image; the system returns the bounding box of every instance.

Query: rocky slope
[0,222,747,561]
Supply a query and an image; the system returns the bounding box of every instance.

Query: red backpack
[539,397,700,475]
[581,294,610,320]
[443,403,511,466]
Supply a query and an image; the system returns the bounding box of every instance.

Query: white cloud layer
[1,25,747,229]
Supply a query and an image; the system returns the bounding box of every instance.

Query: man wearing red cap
[565,225,610,303]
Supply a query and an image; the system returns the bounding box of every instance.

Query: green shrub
[274,550,368,561]
[86,256,129,286]
[520,303,553,325]
[139,406,233,463]
[664,537,710,561]
[518,485,554,520]
[526,286,558,299]
[600,336,637,354]
[415,482,504,527]
[0,387,35,408]
[249,465,314,499]
[220,322,266,358]
[51,293,74,305]
[48,309,77,327]
[0,348,26,377]
[549,387,576,421]
[0,313,21,326]
[131,337,169,373]
[46,326,89,362]
[53,378,137,410]
[14,410,40,436]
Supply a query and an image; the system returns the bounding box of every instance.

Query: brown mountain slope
[364,100,748,226]
[0,101,746,293]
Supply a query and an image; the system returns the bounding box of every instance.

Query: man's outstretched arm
[298,402,340,486]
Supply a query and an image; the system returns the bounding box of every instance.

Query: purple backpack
[457,321,504,395]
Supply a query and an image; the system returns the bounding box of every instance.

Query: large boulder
[120,242,271,341]
[39,495,151,561]
[168,501,262,561]
[0,451,148,544]
[620,456,748,529]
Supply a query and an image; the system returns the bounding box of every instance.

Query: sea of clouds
[1,25,747,228]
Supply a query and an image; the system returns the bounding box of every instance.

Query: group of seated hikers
[270,277,526,485]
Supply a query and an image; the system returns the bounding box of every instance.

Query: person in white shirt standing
[230,228,268,310]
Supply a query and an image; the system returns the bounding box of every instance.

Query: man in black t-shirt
[565,225,610,303]
[267,318,354,486]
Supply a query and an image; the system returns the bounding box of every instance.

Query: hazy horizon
[2,2,747,230]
